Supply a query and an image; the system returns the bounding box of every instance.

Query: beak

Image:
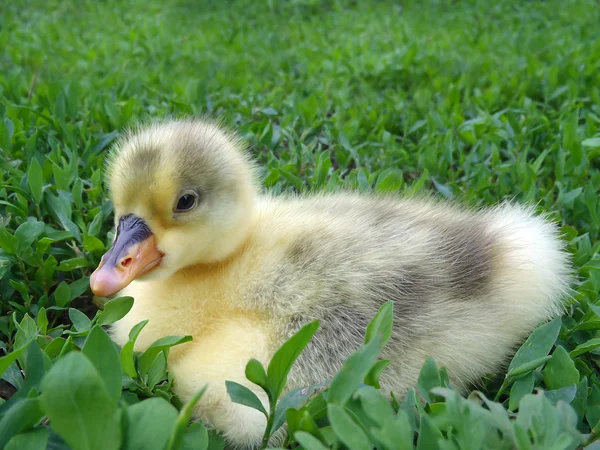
[90,214,164,297]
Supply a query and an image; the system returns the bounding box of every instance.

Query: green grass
[1,0,600,448]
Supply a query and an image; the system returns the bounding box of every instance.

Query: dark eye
[174,191,198,212]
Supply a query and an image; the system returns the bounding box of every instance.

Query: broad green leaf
[311,151,332,188]
[542,346,579,390]
[319,425,340,447]
[138,335,193,376]
[263,168,281,187]
[53,281,71,307]
[36,307,48,335]
[280,170,304,192]
[582,137,600,148]
[45,193,81,242]
[399,388,418,433]
[571,376,588,422]
[372,410,413,450]
[14,221,45,251]
[82,326,122,402]
[406,169,430,196]
[166,386,207,450]
[0,398,44,448]
[83,235,104,253]
[13,341,46,403]
[328,334,382,406]
[356,385,395,424]
[507,355,552,378]
[586,385,600,431]
[58,257,89,271]
[121,354,138,381]
[287,407,323,444]
[512,422,533,450]
[544,385,577,405]
[69,308,91,332]
[91,130,119,154]
[72,178,84,210]
[123,397,178,450]
[226,381,267,417]
[44,337,66,359]
[515,392,552,432]
[40,352,121,450]
[15,314,37,349]
[97,296,134,325]
[10,279,30,301]
[5,427,49,450]
[438,367,451,388]
[426,401,452,435]
[182,422,209,450]
[375,169,403,193]
[558,187,583,205]
[416,414,442,450]
[570,338,600,357]
[306,390,328,419]
[43,256,58,286]
[364,301,393,347]
[120,320,149,378]
[266,321,319,401]
[478,394,513,434]
[357,169,371,192]
[60,336,76,357]
[432,178,454,199]
[294,431,328,450]
[52,165,69,192]
[584,441,600,450]
[327,403,371,450]
[245,358,267,390]
[0,228,18,254]
[206,431,225,450]
[556,404,585,446]
[121,391,140,407]
[87,212,104,237]
[28,159,44,204]
[69,276,90,301]
[509,371,535,411]
[417,356,441,403]
[0,370,25,398]
[363,359,391,389]
[272,383,327,432]
[508,319,561,371]
[146,352,168,391]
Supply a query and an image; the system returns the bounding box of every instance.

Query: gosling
[90,118,572,449]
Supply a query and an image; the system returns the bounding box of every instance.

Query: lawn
[1,0,600,448]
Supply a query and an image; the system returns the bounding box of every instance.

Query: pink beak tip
[90,267,122,297]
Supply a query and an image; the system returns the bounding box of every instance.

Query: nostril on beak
[119,257,133,270]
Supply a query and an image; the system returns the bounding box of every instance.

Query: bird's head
[90,119,258,297]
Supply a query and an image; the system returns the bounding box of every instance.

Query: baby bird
[90,118,572,449]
